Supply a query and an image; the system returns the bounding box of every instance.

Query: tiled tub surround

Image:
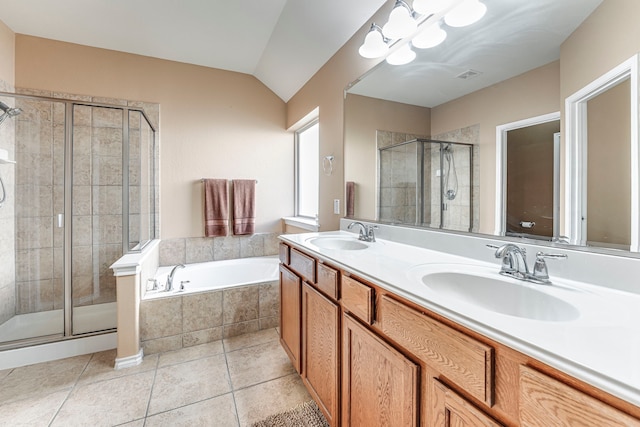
[140,281,280,355]
[158,232,281,266]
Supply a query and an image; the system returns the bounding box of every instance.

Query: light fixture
[412,22,447,49]
[386,43,416,65]
[444,0,487,27]
[412,0,456,16]
[358,23,389,59]
[382,0,417,40]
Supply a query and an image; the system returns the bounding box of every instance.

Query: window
[295,120,319,219]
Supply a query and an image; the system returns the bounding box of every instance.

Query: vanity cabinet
[302,282,340,426]
[519,366,640,426]
[278,241,640,427]
[430,378,502,427]
[280,243,341,426]
[279,264,301,373]
[342,313,419,427]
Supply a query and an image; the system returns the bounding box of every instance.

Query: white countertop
[280,230,640,408]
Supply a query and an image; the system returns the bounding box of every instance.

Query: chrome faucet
[166,264,185,291]
[488,244,567,284]
[491,243,529,280]
[348,221,377,242]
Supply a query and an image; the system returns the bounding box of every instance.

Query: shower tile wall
[377,130,429,224]
[432,124,480,233]
[0,80,16,324]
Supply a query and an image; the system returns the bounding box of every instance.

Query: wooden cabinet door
[342,313,419,427]
[279,264,301,373]
[429,378,503,427]
[302,283,340,426]
[520,366,640,427]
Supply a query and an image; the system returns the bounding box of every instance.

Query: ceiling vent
[455,69,483,80]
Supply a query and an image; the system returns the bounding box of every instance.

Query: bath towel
[233,179,256,235]
[204,179,229,237]
[346,181,355,218]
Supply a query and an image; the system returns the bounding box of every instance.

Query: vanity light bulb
[359,27,389,59]
[383,3,418,40]
[412,0,456,16]
[412,22,447,49]
[444,0,487,27]
[386,44,416,65]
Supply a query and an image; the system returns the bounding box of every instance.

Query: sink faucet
[488,244,567,284]
[491,243,529,280]
[347,221,377,242]
[166,264,185,291]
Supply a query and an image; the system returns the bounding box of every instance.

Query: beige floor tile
[116,420,145,427]
[226,339,294,390]
[51,370,154,427]
[223,328,278,353]
[77,349,158,385]
[145,393,238,427]
[0,389,68,427]
[157,340,224,368]
[148,354,231,415]
[234,373,311,427]
[0,369,10,381]
[0,354,91,404]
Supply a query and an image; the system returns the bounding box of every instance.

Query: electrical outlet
[333,199,340,214]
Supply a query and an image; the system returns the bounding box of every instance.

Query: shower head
[0,101,22,117]
[0,101,22,126]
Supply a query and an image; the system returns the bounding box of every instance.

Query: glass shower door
[71,104,121,335]
[0,96,66,344]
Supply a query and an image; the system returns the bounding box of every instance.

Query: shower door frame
[0,91,157,350]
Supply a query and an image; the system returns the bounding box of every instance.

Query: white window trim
[294,118,319,220]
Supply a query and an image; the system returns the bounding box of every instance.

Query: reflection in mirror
[586,78,630,249]
[378,137,476,232]
[343,0,640,253]
[505,120,560,240]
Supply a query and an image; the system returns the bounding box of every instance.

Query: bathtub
[146,255,280,299]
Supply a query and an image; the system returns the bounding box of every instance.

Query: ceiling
[349,0,603,108]
[0,0,386,102]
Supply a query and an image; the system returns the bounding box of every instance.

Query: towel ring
[323,155,334,176]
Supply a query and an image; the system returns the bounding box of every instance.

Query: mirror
[344,0,640,252]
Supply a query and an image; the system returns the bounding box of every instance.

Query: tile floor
[0,328,312,426]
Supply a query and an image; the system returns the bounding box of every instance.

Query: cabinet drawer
[278,243,289,265]
[378,295,494,406]
[520,366,640,426]
[342,276,374,325]
[289,248,316,283]
[316,262,339,300]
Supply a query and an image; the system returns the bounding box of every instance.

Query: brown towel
[346,181,355,218]
[233,179,256,235]
[204,179,229,237]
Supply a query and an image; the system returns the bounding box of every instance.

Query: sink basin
[306,237,368,250]
[420,270,580,322]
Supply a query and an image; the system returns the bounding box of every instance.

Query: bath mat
[250,400,330,427]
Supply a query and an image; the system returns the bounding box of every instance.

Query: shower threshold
[0,302,117,344]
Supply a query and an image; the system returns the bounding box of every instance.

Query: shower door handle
[57,213,64,228]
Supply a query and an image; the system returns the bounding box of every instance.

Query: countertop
[279,230,640,408]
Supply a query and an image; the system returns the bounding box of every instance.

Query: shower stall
[378,138,475,232]
[0,91,157,351]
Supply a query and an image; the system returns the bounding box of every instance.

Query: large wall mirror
[344,0,640,253]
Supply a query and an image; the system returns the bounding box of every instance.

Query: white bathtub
[146,256,279,299]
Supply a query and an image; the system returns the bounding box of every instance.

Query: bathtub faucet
[166,264,185,291]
